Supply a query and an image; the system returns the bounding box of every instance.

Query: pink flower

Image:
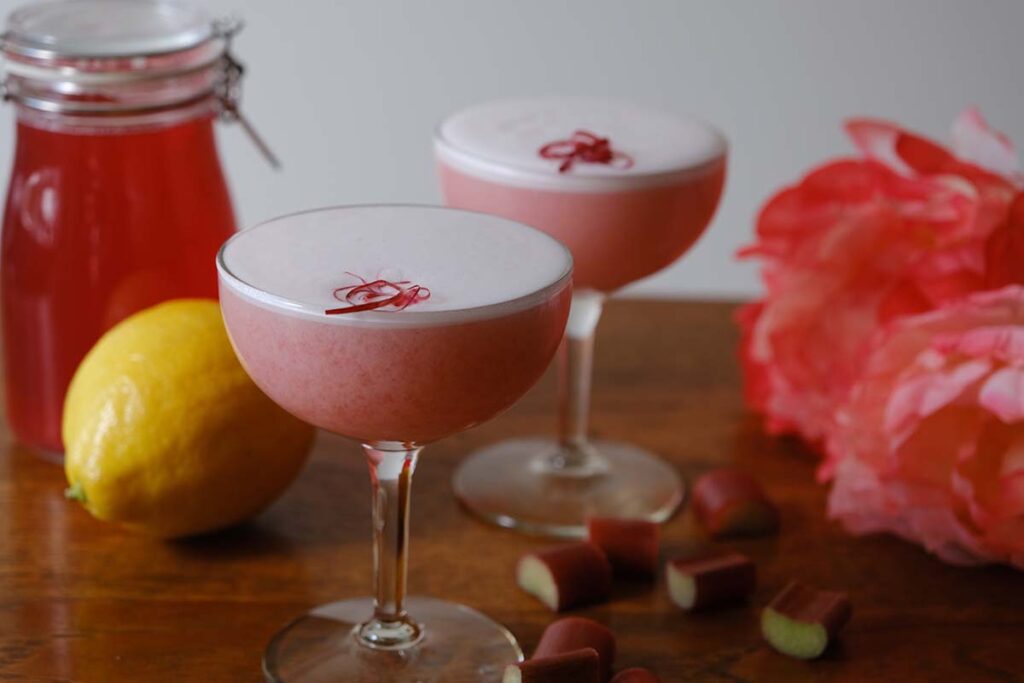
[825,286,1024,568]
[739,109,1022,445]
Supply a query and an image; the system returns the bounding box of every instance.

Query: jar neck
[12,95,219,135]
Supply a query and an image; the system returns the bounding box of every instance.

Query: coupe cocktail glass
[217,205,572,682]
[436,97,727,537]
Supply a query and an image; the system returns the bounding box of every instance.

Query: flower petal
[985,193,1024,289]
[979,366,1024,423]
[846,118,955,176]
[828,458,999,566]
[951,107,1021,181]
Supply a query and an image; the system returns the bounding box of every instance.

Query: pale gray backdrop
[1,0,1022,299]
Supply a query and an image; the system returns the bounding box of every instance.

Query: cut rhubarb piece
[503,648,601,683]
[667,552,756,611]
[691,468,780,538]
[517,542,612,612]
[761,581,852,660]
[586,517,660,579]
[534,617,616,682]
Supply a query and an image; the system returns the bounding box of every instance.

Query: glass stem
[552,290,606,473]
[358,442,423,650]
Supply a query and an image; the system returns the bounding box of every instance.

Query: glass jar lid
[2,0,215,59]
[0,0,278,166]
[1,0,230,92]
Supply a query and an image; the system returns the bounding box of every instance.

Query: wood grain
[1,300,1021,682]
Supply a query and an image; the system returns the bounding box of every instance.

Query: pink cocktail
[222,295,568,443]
[435,97,727,536]
[218,205,572,681]
[437,157,723,294]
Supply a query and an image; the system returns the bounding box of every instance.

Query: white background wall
[2,0,1023,299]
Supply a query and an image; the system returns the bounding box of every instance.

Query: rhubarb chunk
[503,648,600,683]
[586,517,660,579]
[692,468,780,538]
[534,617,616,682]
[761,581,852,659]
[517,542,612,612]
[667,552,756,611]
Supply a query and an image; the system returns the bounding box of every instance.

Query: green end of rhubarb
[516,556,560,611]
[761,606,828,660]
[502,664,522,683]
[667,565,696,610]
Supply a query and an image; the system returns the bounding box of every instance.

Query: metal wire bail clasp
[213,17,281,170]
[0,32,11,104]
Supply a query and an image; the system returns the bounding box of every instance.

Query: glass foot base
[453,438,685,538]
[263,596,522,683]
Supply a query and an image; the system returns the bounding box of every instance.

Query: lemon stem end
[65,482,87,504]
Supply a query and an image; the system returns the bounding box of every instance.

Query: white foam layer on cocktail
[219,205,572,324]
[436,96,727,191]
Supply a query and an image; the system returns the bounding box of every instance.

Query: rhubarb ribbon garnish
[324,273,430,315]
[538,130,635,173]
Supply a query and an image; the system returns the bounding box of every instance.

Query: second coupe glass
[436,96,727,537]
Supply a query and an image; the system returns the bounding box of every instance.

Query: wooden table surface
[1,300,1022,682]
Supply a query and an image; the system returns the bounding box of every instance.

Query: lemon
[63,299,315,538]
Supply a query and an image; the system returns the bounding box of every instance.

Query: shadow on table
[169,521,300,560]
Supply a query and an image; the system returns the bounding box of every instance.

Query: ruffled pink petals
[739,112,1018,447]
[828,458,1001,566]
[979,366,1024,423]
[825,287,1024,568]
[951,107,1021,182]
[934,326,1024,363]
[846,118,955,176]
[984,193,1024,289]
[744,112,1024,568]
[883,358,991,439]
[845,119,916,176]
